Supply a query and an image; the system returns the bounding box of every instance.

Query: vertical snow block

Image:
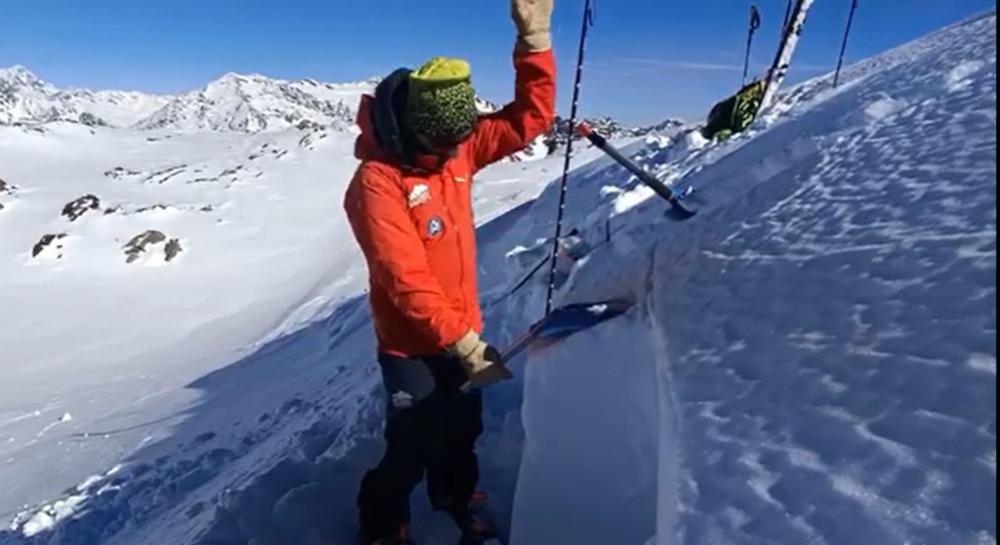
[509,307,660,544]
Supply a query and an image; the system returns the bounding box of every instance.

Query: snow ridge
[0,66,376,133]
[2,65,670,141]
[136,73,372,133]
[0,66,171,127]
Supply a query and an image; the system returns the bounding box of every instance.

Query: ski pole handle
[576,122,697,219]
[576,122,680,203]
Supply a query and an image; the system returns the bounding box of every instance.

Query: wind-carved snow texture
[492,10,995,545]
[657,50,996,544]
[639,13,996,545]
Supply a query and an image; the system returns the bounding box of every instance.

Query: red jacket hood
[354,95,384,163]
[354,76,452,173]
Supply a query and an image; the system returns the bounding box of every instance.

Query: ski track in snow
[1,10,996,545]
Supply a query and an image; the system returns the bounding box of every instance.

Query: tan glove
[448,330,514,391]
[512,0,553,52]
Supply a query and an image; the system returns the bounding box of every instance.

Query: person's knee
[456,391,484,441]
[378,354,437,409]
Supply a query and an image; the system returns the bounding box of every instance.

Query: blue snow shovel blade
[501,300,633,362]
[665,185,699,221]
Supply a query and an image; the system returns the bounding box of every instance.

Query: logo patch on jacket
[391,390,414,409]
[427,216,444,237]
[407,184,430,208]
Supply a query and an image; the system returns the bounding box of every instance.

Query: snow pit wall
[509,305,670,545]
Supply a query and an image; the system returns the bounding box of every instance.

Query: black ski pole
[833,0,859,88]
[577,122,696,220]
[544,0,595,316]
[780,0,793,40]
[743,5,761,84]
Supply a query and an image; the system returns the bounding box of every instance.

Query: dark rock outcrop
[164,238,183,262]
[123,230,183,263]
[104,167,142,180]
[32,233,67,258]
[62,194,100,221]
[78,112,108,127]
[123,230,166,263]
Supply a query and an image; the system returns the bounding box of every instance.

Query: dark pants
[358,353,484,540]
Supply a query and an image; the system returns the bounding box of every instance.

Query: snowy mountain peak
[203,71,274,94]
[218,71,251,82]
[0,65,43,87]
[1,65,170,127]
[201,72,256,99]
[0,66,376,132]
[137,72,373,133]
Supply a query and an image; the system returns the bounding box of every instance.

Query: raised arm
[467,0,556,170]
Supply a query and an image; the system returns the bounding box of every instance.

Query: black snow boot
[451,492,498,545]
[359,524,416,545]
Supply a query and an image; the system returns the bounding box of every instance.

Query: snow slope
[0,122,368,532]
[1,9,995,545]
[504,10,997,545]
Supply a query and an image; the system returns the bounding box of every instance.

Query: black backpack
[702,79,766,140]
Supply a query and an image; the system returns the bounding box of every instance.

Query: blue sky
[1,1,994,125]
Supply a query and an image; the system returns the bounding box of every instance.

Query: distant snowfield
[0,124,367,527]
[1,10,996,545]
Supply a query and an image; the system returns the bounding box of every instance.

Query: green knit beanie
[406,57,478,143]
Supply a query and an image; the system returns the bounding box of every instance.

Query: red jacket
[344,49,556,356]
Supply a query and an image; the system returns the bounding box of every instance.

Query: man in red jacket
[343,1,555,543]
